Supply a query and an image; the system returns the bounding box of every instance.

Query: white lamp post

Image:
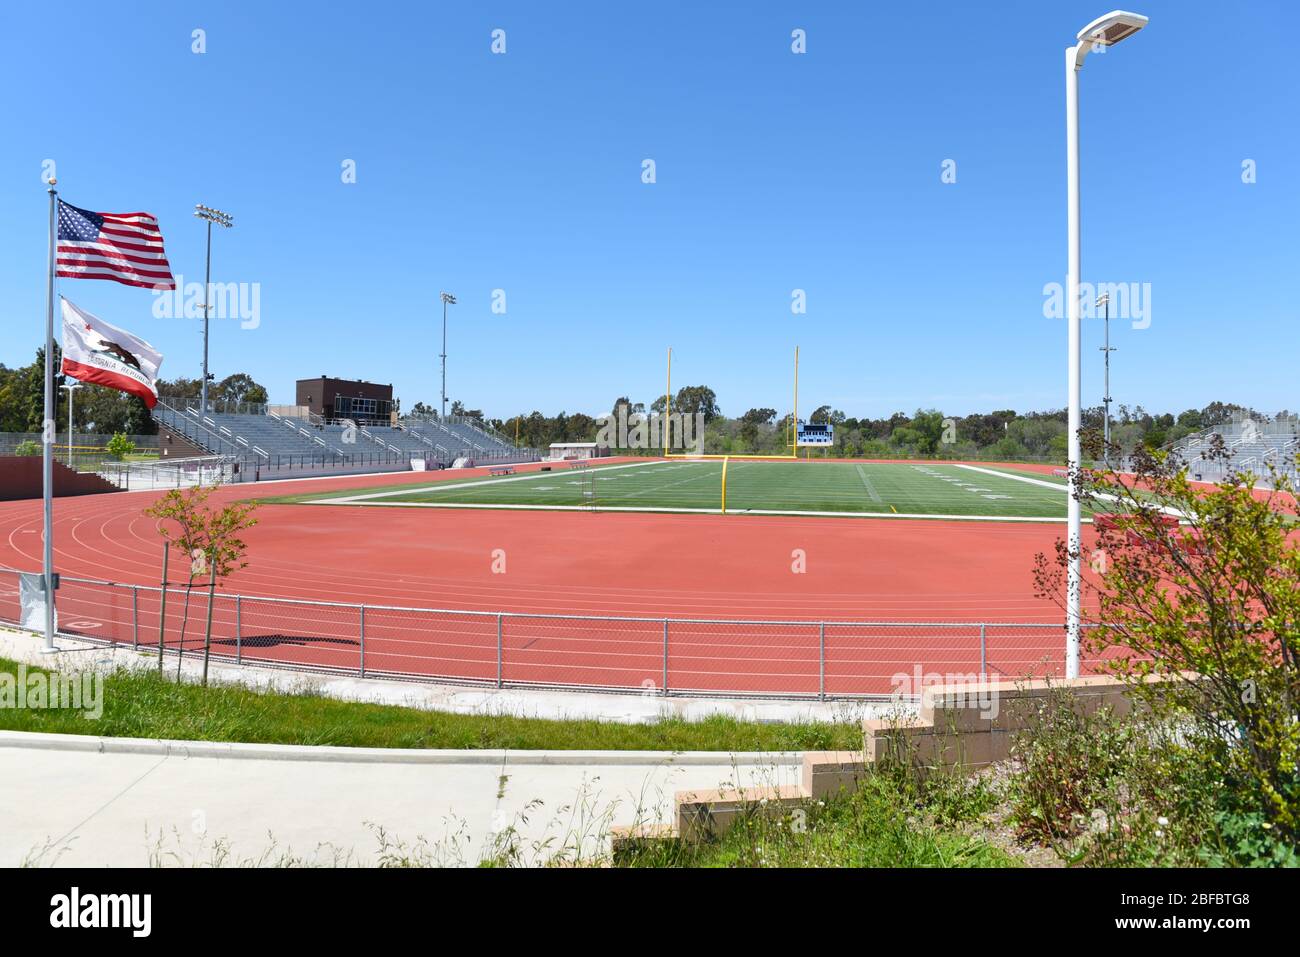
[1065,11,1148,678]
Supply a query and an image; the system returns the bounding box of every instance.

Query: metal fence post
[496,614,503,688]
[980,623,987,677]
[235,595,242,664]
[662,619,669,696]
[819,621,826,701]
[359,605,366,677]
[131,586,139,649]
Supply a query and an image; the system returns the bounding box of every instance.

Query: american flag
[56,200,176,290]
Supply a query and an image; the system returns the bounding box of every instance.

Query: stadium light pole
[440,291,456,417]
[1098,292,1115,463]
[1064,11,1148,679]
[194,204,234,413]
[60,382,81,468]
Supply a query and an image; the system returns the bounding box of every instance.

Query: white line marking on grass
[855,465,884,504]
[954,464,1068,491]
[955,463,1188,518]
[316,459,665,504]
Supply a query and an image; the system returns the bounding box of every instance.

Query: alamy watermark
[1043,280,1151,329]
[594,407,704,453]
[152,274,260,329]
[1,663,103,719]
[890,665,999,720]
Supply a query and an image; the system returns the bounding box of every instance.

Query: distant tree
[671,385,720,423]
[213,373,267,406]
[156,376,203,400]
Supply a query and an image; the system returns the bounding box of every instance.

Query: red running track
[0,462,1087,696]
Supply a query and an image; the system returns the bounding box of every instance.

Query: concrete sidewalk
[0,731,806,867]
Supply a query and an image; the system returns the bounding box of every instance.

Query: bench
[568,460,590,470]
[488,466,515,476]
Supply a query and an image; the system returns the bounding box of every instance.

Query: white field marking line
[915,463,1047,504]
[953,464,1188,518]
[616,461,724,502]
[854,465,884,504]
[316,459,665,504]
[310,499,1071,522]
[953,464,1074,492]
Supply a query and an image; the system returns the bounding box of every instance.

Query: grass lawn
[270,459,1091,520]
[0,656,861,752]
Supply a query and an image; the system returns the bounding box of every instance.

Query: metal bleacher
[1168,413,1300,486]
[151,398,538,480]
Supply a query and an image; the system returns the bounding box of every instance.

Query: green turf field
[291,460,1086,520]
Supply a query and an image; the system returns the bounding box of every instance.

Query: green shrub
[13,439,41,456]
[106,432,135,460]
[1036,442,1300,850]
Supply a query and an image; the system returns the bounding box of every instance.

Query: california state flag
[60,296,164,409]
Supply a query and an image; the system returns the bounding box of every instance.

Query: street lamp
[60,381,81,468]
[440,291,456,418]
[194,204,234,413]
[1065,10,1148,679]
[1097,293,1115,463]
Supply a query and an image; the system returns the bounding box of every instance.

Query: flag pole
[42,180,58,652]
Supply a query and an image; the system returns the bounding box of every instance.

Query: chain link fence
[0,566,1115,699]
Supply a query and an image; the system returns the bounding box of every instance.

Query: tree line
[0,344,268,437]
[467,386,1284,461]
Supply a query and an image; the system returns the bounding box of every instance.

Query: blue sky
[2,1,1296,421]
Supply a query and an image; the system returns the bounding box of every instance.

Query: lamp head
[194,204,235,228]
[1077,11,1148,47]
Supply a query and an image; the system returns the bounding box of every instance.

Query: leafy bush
[1035,439,1300,849]
[13,440,41,456]
[1006,684,1220,866]
[105,432,135,460]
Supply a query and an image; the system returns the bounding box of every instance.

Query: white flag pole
[42,180,58,652]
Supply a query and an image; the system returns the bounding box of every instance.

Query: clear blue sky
[2,1,1296,421]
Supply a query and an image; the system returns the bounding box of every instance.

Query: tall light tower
[1064,10,1148,678]
[1097,292,1115,462]
[440,291,456,417]
[194,204,234,412]
[61,381,81,468]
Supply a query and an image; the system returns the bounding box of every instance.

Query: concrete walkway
[0,731,807,867]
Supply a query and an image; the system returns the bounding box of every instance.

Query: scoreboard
[796,422,834,446]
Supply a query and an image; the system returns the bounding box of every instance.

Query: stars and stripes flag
[60,297,165,408]
[56,199,176,290]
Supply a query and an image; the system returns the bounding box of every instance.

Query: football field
[293,459,1083,521]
